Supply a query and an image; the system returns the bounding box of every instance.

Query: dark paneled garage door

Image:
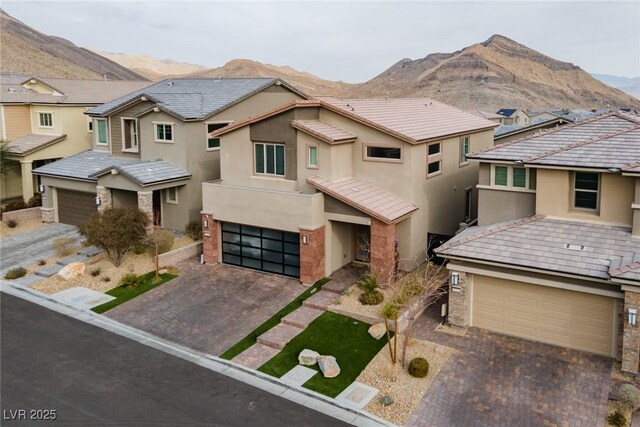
[221,222,300,278]
[57,189,97,226]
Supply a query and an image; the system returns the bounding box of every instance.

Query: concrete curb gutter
[0,281,397,427]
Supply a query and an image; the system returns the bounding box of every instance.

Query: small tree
[145,213,174,280]
[79,207,148,267]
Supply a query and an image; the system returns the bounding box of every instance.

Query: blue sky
[3,1,639,82]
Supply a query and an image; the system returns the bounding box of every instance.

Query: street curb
[0,281,397,427]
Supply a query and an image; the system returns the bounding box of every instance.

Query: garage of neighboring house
[221,222,300,278]
[472,275,617,357]
[56,189,97,226]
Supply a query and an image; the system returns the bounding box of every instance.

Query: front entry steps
[281,306,324,329]
[302,290,338,310]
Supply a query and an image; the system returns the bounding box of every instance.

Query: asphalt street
[1,293,348,426]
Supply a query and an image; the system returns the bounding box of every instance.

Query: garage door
[221,222,300,278]
[57,189,97,226]
[472,276,616,356]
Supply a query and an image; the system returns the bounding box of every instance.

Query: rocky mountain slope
[92,51,207,80]
[0,9,146,81]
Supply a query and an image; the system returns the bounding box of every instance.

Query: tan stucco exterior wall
[4,105,31,141]
[536,169,634,226]
[478,188,536,225]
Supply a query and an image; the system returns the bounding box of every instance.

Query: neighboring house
[200,97,496,284]
[0,74,150,202]
[496,108,530,125]
[435,112,640,372]
[33,78,306,229]
[465,109,505,124]
[494,116,572,144]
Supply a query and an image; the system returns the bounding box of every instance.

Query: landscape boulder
[317,355,340,378]
[298,349,320,366]
[57,262,85,280]
[368,323,386,340]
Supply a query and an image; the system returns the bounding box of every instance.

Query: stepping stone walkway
[34,263,63,278]
[335,381,379,409]
[281,306,325,329]
[257,323,304,350]
[280,365,317,386]
[56,254,90,266]
[231,344,280,370]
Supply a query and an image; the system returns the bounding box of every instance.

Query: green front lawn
[258,311,389,398]
[91,271,177,314]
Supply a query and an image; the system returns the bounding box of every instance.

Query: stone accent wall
[96,186,112,211]
[158,242,202,267]
[41,207,55,223]
[447,271,470,327]
[370,218,397,285]
[622,290,640,373]
[137,190,153,226]
[299,226,325,285]
[201,212,219,264]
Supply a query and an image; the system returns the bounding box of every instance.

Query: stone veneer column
[96,186,112,212]
[622,290,640,373]
[299,226,325,285]
[201,212,219,264]
[41,208,55,223]
[137,190,153,226]
[369,218,397,285]
[447,271,470,327]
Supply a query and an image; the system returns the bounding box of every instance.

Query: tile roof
[89,160,190,186]
[469,113,640,169]
[319,97,497,143]
[5,134,67,156]
[32,150,136,181]
[306,175,418,224]
[436,216,640,284]
[465,109,504,120]
[494,117,571,138]
[291,120,356,144]
[88,78,305,120]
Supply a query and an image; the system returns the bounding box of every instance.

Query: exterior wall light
[204,219,208,229]
[38,184,45,193]
[302,235,309,245]
[629,308,637,326]
[450,272,462,293]
[95,196,101,206]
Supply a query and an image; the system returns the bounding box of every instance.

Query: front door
[354,225,370,262]
[152,190,161,226]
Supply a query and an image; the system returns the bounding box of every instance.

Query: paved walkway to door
[407,300,612,426]
[107,260,305,356]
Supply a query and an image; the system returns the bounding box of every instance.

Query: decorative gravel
[0,218,46,238]
[356,337,454,425]
[331,285,394,320]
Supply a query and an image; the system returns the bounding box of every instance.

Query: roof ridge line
[436,215,546,252]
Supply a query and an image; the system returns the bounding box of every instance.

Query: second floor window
[95,119,108,145]
[207,123,228,150]
[365,145,401,161]
[460,135,470,165]
[307,146,318,168]
[38,112,53,128]
[255,143,285,176]
[493,165,528,189]
[155,123,174,143]
[427,142,442,177]
[122,118,138,152]
[573,172,599,210]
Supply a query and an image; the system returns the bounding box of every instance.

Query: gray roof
[89,159,190,186]
[5,134,66,156]
[87,78,304,121]
[494,117,570,138]
[470,113,640,169]
[436,216,640,284]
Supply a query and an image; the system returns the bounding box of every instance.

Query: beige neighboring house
[465,109,506,124]
[32,78,305,229]
[435,112,640,372]
[200,97,496,284]
[495,108,530,125]
[0,74,150,202]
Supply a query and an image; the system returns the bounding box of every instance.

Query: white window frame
[459,135,470,166]
[121,117,139,153]
[490,164,529,189]
[165,187,178,204]
[363,143,403,163]
[154,122,174,144]
[37,111,54,128]
[306,144,318,169]
[426,142,442,178]
[205,121,231,151]
[254,142,286,177]
[94,119,109,146]
[572,171,600,212]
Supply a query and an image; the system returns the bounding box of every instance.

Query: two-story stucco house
[435,112,640,371]
[0,74,150,202]
[32,78,305,228]
[200,97,496,284]
[496,108,530,126]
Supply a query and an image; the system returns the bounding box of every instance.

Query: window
[122,118,138,152]
[166,187,178,204]
[573,172,599,210]
[307,145,318,168]
[494,166,508,186]
[460,135,470,165]
[38,112,53,128]
[492,164,529,189]
[95,119,108,145]
[206,123,228,150]
[255,143,285,176]
[512,167,527,188]
[464,188,473,222]
[427,142,442,177]
[155,123,173,143]
[365,145,401,160]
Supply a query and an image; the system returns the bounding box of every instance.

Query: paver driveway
[107,259,306,356]
[408,299,612,427]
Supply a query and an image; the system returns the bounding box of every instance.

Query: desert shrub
[78,208,148,267]
[618,384,640,411]
[608,410,627,427]
[37,259,46,266]
[6,219,17,228]
[27,194,42,208]
[147,229,174,256]
[133,244,148,255]
[90,268,101,277]
[120,273,144,288]
[381,301,400,319]
[165,265,180,276]
[52,237,78,257]
[4,267,27,280]
[185,221,202,241]
[408,357,429,378]
[357,273,379,294]
[379,395,394,406]
[4,199,27,212]
[359,289,384,305]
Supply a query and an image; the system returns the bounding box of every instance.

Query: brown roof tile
[5,134,67,156]
[291,120,356,144]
